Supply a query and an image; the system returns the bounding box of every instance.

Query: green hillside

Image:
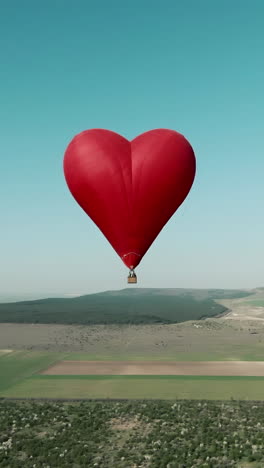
[0,288,252,325]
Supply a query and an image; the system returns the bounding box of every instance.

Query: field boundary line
[30,374,264,381]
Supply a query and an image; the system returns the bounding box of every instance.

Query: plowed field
[42,360,264,376]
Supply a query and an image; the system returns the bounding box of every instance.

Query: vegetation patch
[1,400,264,467]
[1,321,264,361]
[0,288,250,325]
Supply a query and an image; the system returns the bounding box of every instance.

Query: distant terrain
[1,287,264,402]
[0,288,252,325]
[215,287,264,322]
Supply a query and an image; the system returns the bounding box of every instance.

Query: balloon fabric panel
[64,128,196,269]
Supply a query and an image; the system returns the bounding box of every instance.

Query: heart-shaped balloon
[63,129,196,270]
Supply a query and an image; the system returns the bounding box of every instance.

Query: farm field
[42,360,264,376]
[1,351,264,400]
[4,375,264,401]
[0,350,63,393]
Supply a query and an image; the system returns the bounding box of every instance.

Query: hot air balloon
[63,129,196,283]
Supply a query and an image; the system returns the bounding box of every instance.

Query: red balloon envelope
[63,129,196,270]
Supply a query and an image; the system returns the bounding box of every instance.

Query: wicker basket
[128,276,137,284]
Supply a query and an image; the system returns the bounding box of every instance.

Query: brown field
[42,360,264,376]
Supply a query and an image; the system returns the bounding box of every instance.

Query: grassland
[3,375,264,400]
[1,318,264,359]
[0,350,64,393]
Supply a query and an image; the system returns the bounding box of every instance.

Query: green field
[3,348,262,402]
[3,375,264,400]
[62,346,264,362]
[246,300,264,307]
[1,350,264,401]
[0,350,64,393]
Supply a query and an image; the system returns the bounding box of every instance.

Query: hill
[0,288,253,325]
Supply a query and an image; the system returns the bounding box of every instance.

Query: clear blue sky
[1,0,264,298]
